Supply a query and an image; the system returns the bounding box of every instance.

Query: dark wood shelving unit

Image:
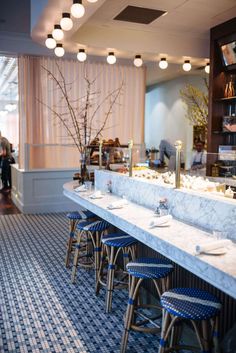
[207,17,236,175]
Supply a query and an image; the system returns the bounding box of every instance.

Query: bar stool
[71,219,110,286]
[159,288,221,353]
[121,258,174,353]
[96,233,138,313]
[65,210,96,268]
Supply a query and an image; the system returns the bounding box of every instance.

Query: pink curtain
[18,56,145,169]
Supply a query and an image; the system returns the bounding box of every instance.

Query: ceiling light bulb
[134,55,143,67]
[87,0,98,2]
[45,34,56,49]
[107,52,116,65]
[205,63,210,74]
[71,0,85,18]
[52,25,64,41]
[60,13,73,31]
[54,44,65,57]
[5,103,16,112]
[77,49,87,62]
[159,58,168,69]
[183,60,191,72]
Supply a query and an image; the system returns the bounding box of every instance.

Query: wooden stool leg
[95,243,106,295]
[71,230,82,283]
[212,316,220,353]
[94,231,102,289]
[202,320,211,353]
[106,246,115,313]
[158,310,172,353]
[120,276,137,353]
[65,219,77,268]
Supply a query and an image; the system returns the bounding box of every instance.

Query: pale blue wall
[145,75,207,155]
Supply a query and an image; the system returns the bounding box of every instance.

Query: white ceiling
[32,0,236,65]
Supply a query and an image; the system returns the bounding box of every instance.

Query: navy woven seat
[77,220,110,232]
[161,288,221,321]
[65,210,96,268]
[127,257,173,280]
[67,210,95,220]
[102,233,137,248]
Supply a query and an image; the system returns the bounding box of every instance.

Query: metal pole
[99,140,103,170]
[128,139,133,177]
[174,140,182,189]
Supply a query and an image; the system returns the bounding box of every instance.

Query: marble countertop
[63,181,236,300]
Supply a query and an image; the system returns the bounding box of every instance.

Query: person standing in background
[191,140,207,170]
[0,134,15,192]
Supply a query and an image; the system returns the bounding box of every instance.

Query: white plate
[202,247,227,255]
[149,222,170,229]
[107,206,124,210]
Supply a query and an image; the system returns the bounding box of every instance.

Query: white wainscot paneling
[11,164,80,214]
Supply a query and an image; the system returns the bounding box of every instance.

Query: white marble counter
[95,170,236,241]
[63,181,236,300]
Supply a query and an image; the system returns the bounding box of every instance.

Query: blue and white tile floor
[0,213,160,353]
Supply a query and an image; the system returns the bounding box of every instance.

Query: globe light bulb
[205,63,210,74]
[77,49,87,62]
[183,60,191,72]
[54,44,65,57]
[45,34,56,49]
[60,13,73,31]
[71,0,85,18]
[159,58,168,69]
[5,103,17,112]
[52,25,64,41]
[133,55,143,67]
[107,52,116,65]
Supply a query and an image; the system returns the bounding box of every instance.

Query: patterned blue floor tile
[0,213,160,353]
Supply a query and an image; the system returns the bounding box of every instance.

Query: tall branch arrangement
[40,62,124,155]
[180,78,209,127]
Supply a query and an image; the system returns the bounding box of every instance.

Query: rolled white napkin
[149,215,172,228]
[195,239,232,254]
[107,199,128,210]
[74,184,87,192]
[89,190,103,199]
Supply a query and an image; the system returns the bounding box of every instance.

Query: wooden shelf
[215,96,236,102]
[213,130,236,134]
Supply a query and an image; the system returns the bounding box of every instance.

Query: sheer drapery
[18,56,145,169]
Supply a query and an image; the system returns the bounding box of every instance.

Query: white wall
[145,75,207,166]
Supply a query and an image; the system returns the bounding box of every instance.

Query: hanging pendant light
[52,24,64,41]
[133,55,143,67]
[45,34,56,49]
[159,58,168,69]
[60,13,73,31]
[54,44,65,57]
[77,49,87,62]
[205,63,210,74]
[71,0,85,18]
[183,60,191,72]
[107,52,116,65]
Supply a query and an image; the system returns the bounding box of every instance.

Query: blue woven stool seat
[67,210,95,220]
[102,233,137,247]
[161,288,221,320]
[127,258,173,280]
[77,219,110,232]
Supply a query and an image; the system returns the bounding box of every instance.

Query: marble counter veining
[95,170,236,241]
[63,181,236,300]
